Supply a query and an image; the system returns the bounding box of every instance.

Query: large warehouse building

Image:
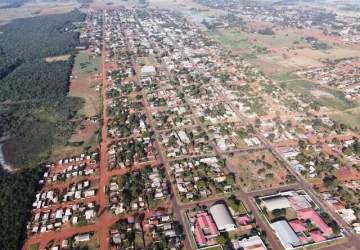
[271,220,301,249]
[209,203,237,232]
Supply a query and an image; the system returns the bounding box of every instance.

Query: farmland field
[0,0,80,25]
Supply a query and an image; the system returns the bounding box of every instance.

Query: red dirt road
[97,21,111,250]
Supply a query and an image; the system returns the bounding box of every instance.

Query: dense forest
[0,9,86,250]
[0,167,44,250]
[0,9,85,167]
[0,9,84,79]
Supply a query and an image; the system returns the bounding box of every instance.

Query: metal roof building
[238,235,267,250]
[209,203,236,232]
[271,220,301,249]
[262,196,291,212]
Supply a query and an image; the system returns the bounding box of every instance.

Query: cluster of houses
[42,153,98,184]
[43,162,97,185]
[159,128,213,158]
[61,180,97,202]
[322,193,360,233]
[195,102,238,124]
[80,11,102,55]
[28,202,98,235]
[107,137,157,169]
[197,0,360,44]
[25,153,100,237]
[107,166,169,215]
[110,211,183,249]
[297,59,360,100]
[107,111,148,138]
[42,231,96,250]
[170,157,234,201]
[32,179,97,210]
[144,211,184,249]
[110,216,144,249]
[151,105,195,130]
[207,122,262,151]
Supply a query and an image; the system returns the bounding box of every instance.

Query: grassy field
[227,150,294,192]
[331,109,360,130]
[73,51,101,80]
[246,28,307,49]
[0,0,80,25]
[70,50,101,117]
[251,44,360,75]
[29,244,39,250]
[280,77,357,111]
[207,28,251,51]
[270,72,300,82]
[51,50,101,161]
[205,25,360,75]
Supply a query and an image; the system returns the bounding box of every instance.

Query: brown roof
[336,167,360,182]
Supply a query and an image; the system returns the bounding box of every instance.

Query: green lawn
[271,72,300,82]
[207,28,251,51]
[281,78,357,111]
[73,51,100,79]
[29,244,39,250]
[238,201,248,215]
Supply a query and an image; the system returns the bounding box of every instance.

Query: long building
[209,203,237,232]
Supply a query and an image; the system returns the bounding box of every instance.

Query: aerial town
[0,0,360,250]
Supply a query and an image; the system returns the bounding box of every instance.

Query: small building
[237,235,267,250]
[141,65,156,76]
[209,203,236,232]
[75,233,91,242]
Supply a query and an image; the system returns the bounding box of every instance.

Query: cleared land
[278,77,357,111]
[51,50,101,160]
[207,28,252,52]
[205,26,360,76]
[69,50,101,117]
[45,54,71,62]
[227,150,295,191]
[331,108,360,130]
[0,0,80,25]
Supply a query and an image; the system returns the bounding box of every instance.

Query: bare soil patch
[69,119,98,144]
[227,150,295,191]
[45,54,70,63]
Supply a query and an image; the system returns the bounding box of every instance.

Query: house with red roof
[191,211,219,247]
[336,167,360,182]
[289,219,306,233]
[296,208,333,236]
[310,230,326,242]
